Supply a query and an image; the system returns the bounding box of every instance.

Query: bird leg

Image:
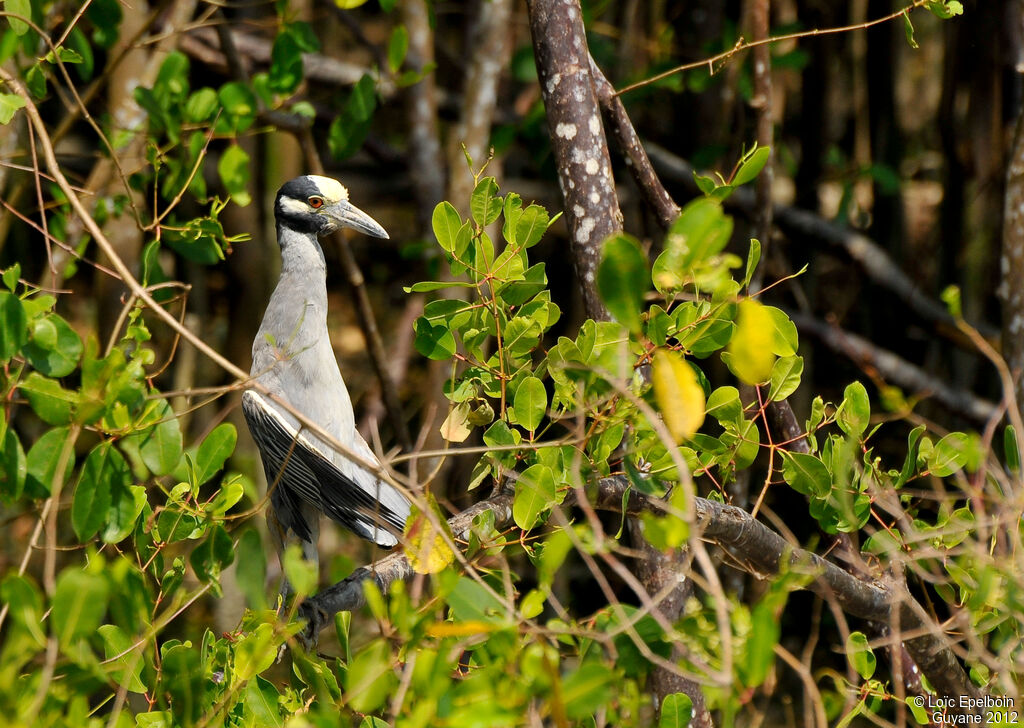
[266,505,321,614]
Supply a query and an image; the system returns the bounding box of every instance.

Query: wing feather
[242,391,407,546]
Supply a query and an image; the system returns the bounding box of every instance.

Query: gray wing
[242,391,406,546]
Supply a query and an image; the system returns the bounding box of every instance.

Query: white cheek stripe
[279,197,311,215]
[307,175,348,203]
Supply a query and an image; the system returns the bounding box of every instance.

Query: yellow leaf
[440,401,472,443]
[403,494,455,574]
[334,0,369,8]
[425,620,496,637]
[652,349,705,442]
[726,299,776,384]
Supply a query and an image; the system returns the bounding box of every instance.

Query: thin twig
[615,0,934,96]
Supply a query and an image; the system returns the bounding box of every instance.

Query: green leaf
[0,423,26,500]
[906,695,930,725]
[235,622,278,682]
[345,640,397,713]
[706,385,743,426]
[86,0,122,48]
[520,588,546,619]
[846,631,876,679]
[447,575,507,624]
[19,372,76,424]
[285,21,319,52]
[431,201,462,253]
[764,306,799,356]
[23,313,82,377]
[268,31,303,94]
[2,262,20,290]
[513,376,547,433]
[4,0,30,35]
[562,663,613,719]
[217,81,258,132]
[209,475,244,515]
[742,601,779,687]
[926,1,963,20]
[25,426,71,496]
[902,11,919,49]
[218,144,251,206]
[767,355,803,402]
[328,74,376,159]
[652,198,732,293]
[0,290,27,358]
[732,145,770,186]
[72,442,129,541]
[837,381,870,438]
[413,317,456,360]
[471,177,501,227]
[597,233,647,333]
[245,677,283,727]
[513,464,556,530]
[163,643,204,725]
[1004,425,1020,473]
[929,432,969,477]
[189,523,234,587]
[0,91,26,123]
[483,420,521,448]
[236,528,268,609]
[52,568,109,645]
[896,424,926,487]
[782,451,830,497]
[282,543,317,597]
[742,238,761,288]
[184,87,218,122]
[387,24,408,72]
[500,262,547,305]
[514,204,550,248]
[98,624,147,693]
[137,399,183,476]
[1,573,44,643]
[102,484,147,544]
[193,423,236,486]
[659,693,694,728]
[25,64,46,99]
[404,280,474,293]
[153,51,189,105]
[44,46,83,65]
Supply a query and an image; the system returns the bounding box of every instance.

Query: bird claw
[295,598,328,651]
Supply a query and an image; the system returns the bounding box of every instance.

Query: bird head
[274,175,389,239]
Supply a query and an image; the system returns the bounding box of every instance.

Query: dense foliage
[1,1,1019,727]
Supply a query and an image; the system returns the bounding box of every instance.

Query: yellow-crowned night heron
[242,175,410,595]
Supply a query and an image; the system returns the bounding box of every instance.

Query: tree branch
[589,56,680,230]
[527,0,622,321]
[181,27,395,96]
[297,476,984,722]
[793,312,998,423]
[643,142,999,342]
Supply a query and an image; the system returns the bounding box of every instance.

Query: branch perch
[297,476,984,722]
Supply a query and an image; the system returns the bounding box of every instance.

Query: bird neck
[265,226,329,336]
[277,224,327,277]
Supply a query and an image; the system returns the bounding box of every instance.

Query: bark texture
[526,0,621,321]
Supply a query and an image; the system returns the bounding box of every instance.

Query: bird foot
[295,598,328,651]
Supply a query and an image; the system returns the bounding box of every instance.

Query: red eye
[308,196,324,209]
